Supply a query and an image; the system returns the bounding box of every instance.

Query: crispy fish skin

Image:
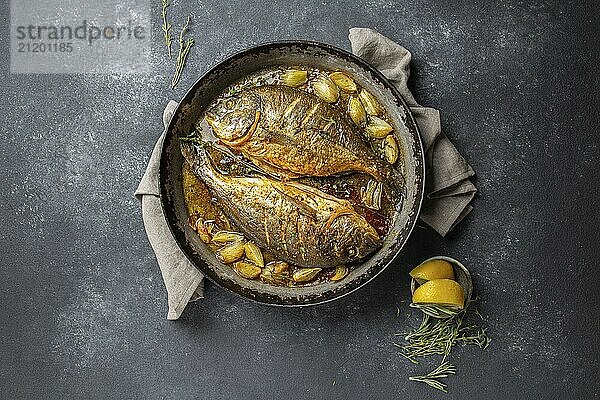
[181,142,381,268]
[206,85,389,181]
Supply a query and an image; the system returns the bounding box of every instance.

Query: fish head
[205,94,260,143]
[328,215,382,263]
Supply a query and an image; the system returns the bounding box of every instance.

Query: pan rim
[159,40,425,307]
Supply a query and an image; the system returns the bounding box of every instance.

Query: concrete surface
[1,0,599,398]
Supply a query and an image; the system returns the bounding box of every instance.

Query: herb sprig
[160,0,172,58]
[395,306,491,392]
[171,16,194,89]
[408,361,456,393]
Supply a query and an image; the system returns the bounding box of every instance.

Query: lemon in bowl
[409,256,473,319]
[412,279,465,309]
[409,259,455,283]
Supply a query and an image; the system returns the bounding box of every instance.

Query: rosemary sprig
[408,361,456,393]
[160,0,172,58]
[396,308,491,392]
[457,325,491,349]
[397,309,490,363]
[171,16,194,89]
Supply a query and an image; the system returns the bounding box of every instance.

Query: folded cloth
[349,28,477,236]
[135,100,204,320]
[137,29,477,319]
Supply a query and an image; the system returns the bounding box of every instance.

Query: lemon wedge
[409,259,455,283]
[412,279,465,309]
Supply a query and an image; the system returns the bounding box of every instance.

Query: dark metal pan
[159,41,424,306]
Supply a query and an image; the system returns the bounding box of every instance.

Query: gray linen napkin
[137,30,476,319]
[135,100,204,320]
[349,28,477,236]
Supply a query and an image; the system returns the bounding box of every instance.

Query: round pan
[159,41,425,306]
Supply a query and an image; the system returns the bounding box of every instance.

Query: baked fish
[205,85,396,183]
[181,142,381,268]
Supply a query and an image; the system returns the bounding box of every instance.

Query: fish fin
[284,181,350,207]
[180,140,201,167]
[272,185,319,219]
[242,153,302,180]
[383,167,407,211]
[260,129,298,148]
[323,207,356,230]
[308,128,367,162]
[179,140,222,187]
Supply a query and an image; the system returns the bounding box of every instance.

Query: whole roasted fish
[205,85,398,184]
[181,142,381,268]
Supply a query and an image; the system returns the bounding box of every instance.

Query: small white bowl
[409,256,473,319]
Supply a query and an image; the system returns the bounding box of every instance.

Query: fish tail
[383,167,406,210]
[180,140,218,185]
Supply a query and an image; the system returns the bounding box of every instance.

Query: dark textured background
[1,1,599,399]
